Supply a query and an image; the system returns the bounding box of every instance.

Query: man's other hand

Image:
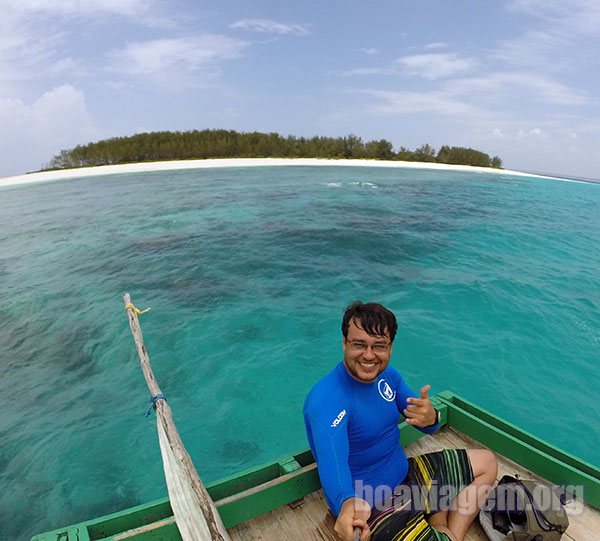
[403,385,437,427]
[334,498,371,541]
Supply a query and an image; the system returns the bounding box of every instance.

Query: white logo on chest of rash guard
[378,379,396,402]
[330,409,347,427]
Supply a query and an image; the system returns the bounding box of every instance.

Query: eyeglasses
[348,341,390,353]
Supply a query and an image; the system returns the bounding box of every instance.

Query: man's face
[342,318,392,383]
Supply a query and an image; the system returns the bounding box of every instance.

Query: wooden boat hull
[31,392,600,540]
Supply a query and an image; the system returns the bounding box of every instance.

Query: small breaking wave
[350,181,378,188]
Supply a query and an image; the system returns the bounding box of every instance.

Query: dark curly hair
[341,301,398,343]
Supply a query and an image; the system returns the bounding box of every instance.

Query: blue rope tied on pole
[146,392,167,417]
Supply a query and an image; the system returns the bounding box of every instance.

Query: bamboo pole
[124,293,231,541]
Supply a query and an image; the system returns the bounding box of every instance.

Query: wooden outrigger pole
[124,293,231,541]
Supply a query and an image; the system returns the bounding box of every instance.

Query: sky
[1,0,599,179]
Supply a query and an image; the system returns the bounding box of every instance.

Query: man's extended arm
[304,405,372,540]
[304,409,356,514]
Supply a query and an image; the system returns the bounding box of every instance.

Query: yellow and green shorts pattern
[368,449,474,541]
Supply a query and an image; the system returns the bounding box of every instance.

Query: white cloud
[424,42,447,50]
[107,35,248,79]
[340,51,475,79]
[340,67,396,77]
[361,89,479,117]
[4,0,173,26]
[508,0,600,28]
[465,114,600,173]
[444,72,590,106]
[360,48,379,55]
[0,16,67,92]
[0,85,99,176]
[230,19,309,36]
[46,57,80,76]
[0,0,170,93]
[345,68,589,139]
[495,1,600,71]
[517,127,544,139]
[491,30,572,70]
[396,53,476,80]
[10,0,148,16]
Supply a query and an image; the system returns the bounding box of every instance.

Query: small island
[44,130,503,171]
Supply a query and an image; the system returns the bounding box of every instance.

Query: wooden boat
[32,391,600,540]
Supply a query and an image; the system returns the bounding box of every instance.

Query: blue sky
[1,0,599,178]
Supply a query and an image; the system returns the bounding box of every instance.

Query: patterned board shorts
[367,449,474,541]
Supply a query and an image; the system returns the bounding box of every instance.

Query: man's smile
[357,360,377,369]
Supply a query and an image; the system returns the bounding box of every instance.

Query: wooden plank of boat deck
[228,428,599,540]
[228,490,336,541]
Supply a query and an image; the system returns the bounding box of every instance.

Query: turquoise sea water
[1,166,599,540]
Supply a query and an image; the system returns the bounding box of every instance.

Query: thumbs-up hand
[403,384,437,427]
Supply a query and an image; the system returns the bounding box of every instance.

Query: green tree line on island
[44,130,503,170]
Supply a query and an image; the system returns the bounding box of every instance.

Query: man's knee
[467,449,498,480]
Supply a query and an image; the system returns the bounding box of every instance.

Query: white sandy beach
[0,158,562,189]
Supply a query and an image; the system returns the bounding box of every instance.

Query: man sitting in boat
[303,301,498,541]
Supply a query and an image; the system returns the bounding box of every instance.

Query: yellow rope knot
[125,302,151,316]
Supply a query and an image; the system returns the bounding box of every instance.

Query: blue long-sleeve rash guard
[303,362,439,516]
